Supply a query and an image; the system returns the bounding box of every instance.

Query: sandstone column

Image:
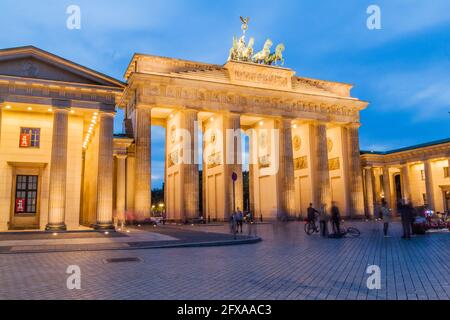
[248,128,257,215]
[0,104,3,142]
[224,113,243,218]
[424,160,435,210]
[134,106,152,221]
[364,167,375,218]
[46,108,69,231]
[382,166,393,209]
[182,109,200,220]
[401,163,412,203]
[276,118,296,219]
[115,155,127,226]
[95,112,115,230]
[346,124,366,218]
[314,123,332,211]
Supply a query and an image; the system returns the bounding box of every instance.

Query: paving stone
[0,221,448,300]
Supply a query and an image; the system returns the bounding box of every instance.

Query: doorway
[10,169,42,230]
[394,174,402,207]
[444,190,450,213]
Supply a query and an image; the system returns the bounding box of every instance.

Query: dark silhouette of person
[331,202,341,235]
[307,203,319,232]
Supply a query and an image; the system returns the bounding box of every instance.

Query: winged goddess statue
[240,16,250,34]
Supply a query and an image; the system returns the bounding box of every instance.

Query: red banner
[15,198,26,213]
[19,133,31,148]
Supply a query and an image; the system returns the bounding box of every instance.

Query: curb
[0,236,262,255]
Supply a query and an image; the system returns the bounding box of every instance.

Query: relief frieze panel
[140,83,360,120]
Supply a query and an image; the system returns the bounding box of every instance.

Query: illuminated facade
[0,45,447,232]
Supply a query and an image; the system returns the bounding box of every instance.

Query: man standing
[381,200,391,237]
[319,204,329,237]
[236,208,244,233]
[307,203,319,232]
[400,200,412,239]
[331,202,341,235]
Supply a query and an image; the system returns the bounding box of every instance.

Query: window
[420,170,425,181]
[444,167,449,178]
[15,175,38,214]
[19,128,40,148]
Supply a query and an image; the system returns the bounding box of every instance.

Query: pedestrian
[230,212,237,236]
[307,203,319,232]
[331,202,341,235]
[319,204,329,237]
[236,208,244,233]
[381,200,391,237]
[400,200,412,239]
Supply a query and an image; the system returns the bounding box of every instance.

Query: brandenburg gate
[117,20,368,222]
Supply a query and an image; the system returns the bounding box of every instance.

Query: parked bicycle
[337,221,361,238]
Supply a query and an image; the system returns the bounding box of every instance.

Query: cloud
[372,63,450,121]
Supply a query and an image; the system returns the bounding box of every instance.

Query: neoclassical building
[0,46,123,230]
[361,139,450,216]
[0,44,448,232]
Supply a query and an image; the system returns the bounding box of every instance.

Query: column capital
[115,154,128,160]
[99,111,115,118]
[345,122,362,129]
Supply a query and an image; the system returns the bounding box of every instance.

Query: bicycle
[304,219,320,236]
[337,221,361,238]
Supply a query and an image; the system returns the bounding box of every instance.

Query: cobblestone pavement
[0,221,449,300]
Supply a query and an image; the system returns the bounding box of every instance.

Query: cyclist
[307,203,319,232]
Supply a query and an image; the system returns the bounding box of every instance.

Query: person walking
[307,203,319,232]
[236,208,244,233]
[381,200,392,237]
[230,212,237,236]
[331,202,341,235]
[319,204,329,237]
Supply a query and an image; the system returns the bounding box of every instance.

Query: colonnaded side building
[0,46,449,231]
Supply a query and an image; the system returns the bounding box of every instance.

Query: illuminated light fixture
[71,110,75,114]
[27,107,32,111]
[104,231,109,235]
[210,117,215,122]
[293,124,297,129]
[5,105,11,109]
[48,108,53,112]
[52,233,58,236]
[94,112,98,116]
[169,114,174,119]
[93,115,98,120]
[259,121,264,126]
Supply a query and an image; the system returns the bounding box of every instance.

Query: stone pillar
[401,164,412,203]
[46,108,69,231]
[248,129,257,215]
[382,166,393,209]
[224,113,243,218]
[314,123,332,211]
[364,167,375,218]
[95,112,115,230]
[424,160,435,210]
[115,155,127,226]
[276,118,296,219]
[182,109,199,220]
[134,106,152,221]
[0,104,3,142]
[346,124,365,218]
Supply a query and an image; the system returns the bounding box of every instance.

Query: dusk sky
[1,0,449,187]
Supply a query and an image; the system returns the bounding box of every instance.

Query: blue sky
[1,0,449,187]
